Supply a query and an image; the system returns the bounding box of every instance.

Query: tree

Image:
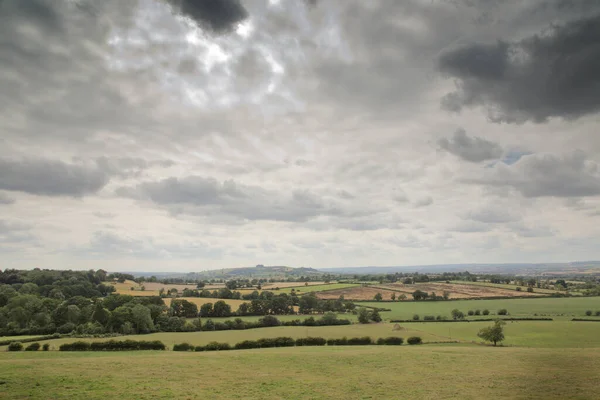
[199,303,213,318]
[131,304,154,333]
[171,299,198,318]
[91,302,110,325]
[374,293,383,302]
[370,309,382,322]
[477,319,506,346]
[451,309,464,320]
[357,308,370,324]
[526,287,534,293]
[390,293,396,301]
[212,300,232,317]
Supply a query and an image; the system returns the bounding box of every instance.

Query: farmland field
[2,346,599,399]
[451,280,559,294]
[315,286,401,300]
[358,296,600,320]
[378,282,545,298]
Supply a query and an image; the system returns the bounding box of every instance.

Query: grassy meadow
[2,346,600,399]
[359,296,600,320]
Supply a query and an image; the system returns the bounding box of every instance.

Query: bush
[347,336,373,345]
[327,337,348,346]
[527,287,534,293]
[25,342,40,351]
[436,315,445,321]
[234,340,260,350]
[377,337,404,345]
[8,342,23,351]
[596,311,600,317]
[516,286,522,292]
[412,314,420,321]
[407,336,422,345]
[474,310,481,316]
[88,340,166,351]
[204,342,231,351]
[482,309,490,315]
[586,310,593,316]
[59,341,91,351]
[42,343,50,351]
[468,310,474,316]
[295,337,326,346]
[497,309,508,315]
[259,315,280,327]
[423,315,435,321]
[172,343,194,351]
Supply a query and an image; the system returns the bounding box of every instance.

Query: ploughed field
[2,346,599,399]
[316,282,548,301]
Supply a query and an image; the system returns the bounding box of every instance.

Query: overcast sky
[1,0,599,272]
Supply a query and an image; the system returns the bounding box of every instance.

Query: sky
[1,0,600,272]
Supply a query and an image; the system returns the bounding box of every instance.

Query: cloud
[414,196,434,208]
[438,128,503,162]
[464,151,600,197]
[0,158,111,197]
[438,13,600,123]
[0,219,35,246]
[165,0,249,33]
[0,193,15,205]
[117,176,350,222]
[465,207,520,224]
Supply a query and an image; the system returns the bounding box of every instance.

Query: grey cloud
[0,192,15,205]
[414,196,433,208]
[464,151,600,197]
[438,13,600,123]
[0,219,35,245]
[165,0,248,33]
[118,176,348,222]
[465,207,519,224]
[508,223,554,238]
[0,158,110,197]
[95,157,174,178]
[438,128,503,162]
[450,221,492,233]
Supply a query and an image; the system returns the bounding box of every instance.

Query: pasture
[358,296,600,320]
[2,346,599,399]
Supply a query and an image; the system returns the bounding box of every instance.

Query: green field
[359,296,600,320]
[2,346,599,399]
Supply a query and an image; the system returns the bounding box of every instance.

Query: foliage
[8,341,23,351]
[497,309,508,316]
[376,337,404,345]
[477,320,506,346]
[173,342,194,351]
[295,337,327,346]
[25,342,40,351]
[407,336,422,345]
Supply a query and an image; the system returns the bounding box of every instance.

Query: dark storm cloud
[438,129,503,162]
[0,158,111,197]
[464,151,600,198]
[166,0,248,33]
[117,176,350,222]
[438,13,600,123]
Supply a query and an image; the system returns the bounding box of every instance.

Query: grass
[0,324,438,350]
[358,296,600,320]
[0,335,47,342]
[1,346,600,399]
[199,313,359,323]
[262,283,360,294]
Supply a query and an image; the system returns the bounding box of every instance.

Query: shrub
[436,315,446,321]
[596,311,600,317]
[474,310,481,316]
[423,315,435,321]
[327,337,348,346]
[204,342,231,351]
[8,342,23,351]
[527,287,534,293]
[516,286,522,292]
[234,340,260,350]
[274,337,295,347]
[59,341,91,351]
[586,310,593,316]
[42,343,50,351]
[377,337,404,345]
[25,342,40,351]
[498,309,508,315]
[259,315,280,327]
[412,314,420,321]
[172,343,194,352]
[407,336,422,345]
[347,336,372,345]
[295,337,326,346]
[482,309,490,315]
[468,310,474,316]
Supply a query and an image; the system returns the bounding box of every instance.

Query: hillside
[134,265,324,280]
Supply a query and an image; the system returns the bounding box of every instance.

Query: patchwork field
[381,282,545,298]
[2,346,599,399]
[315,286,400,300]
[358,296,600,320]
[451,281,559,295]
[260,281,329,289]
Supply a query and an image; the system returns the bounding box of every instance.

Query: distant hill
[318,261,600,276]
[132,265,323,280]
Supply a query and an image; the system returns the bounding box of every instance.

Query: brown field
[261,281,329,289]
[379,282,545,299]
[163,297,248,309]
[315,286,401,301]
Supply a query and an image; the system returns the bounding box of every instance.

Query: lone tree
[374,292,383,302]
[358,308,370,324]
[477,319,506,346]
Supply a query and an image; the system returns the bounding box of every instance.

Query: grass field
[262,283,360,294]
[452,280,559,294]
[2,346,599,399]
[358,296,600,320]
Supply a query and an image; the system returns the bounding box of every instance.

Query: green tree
[390,293,396,301]
[131,304,154,333]
[199,302,213,318]
[170,299,198,318]
[370,309,382,322]
[91,302,110,326]
[212,300,232,317]
[477,319,506,346]
[374,293,383,302]
[357,308,370,324]
[451,309,464,320]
